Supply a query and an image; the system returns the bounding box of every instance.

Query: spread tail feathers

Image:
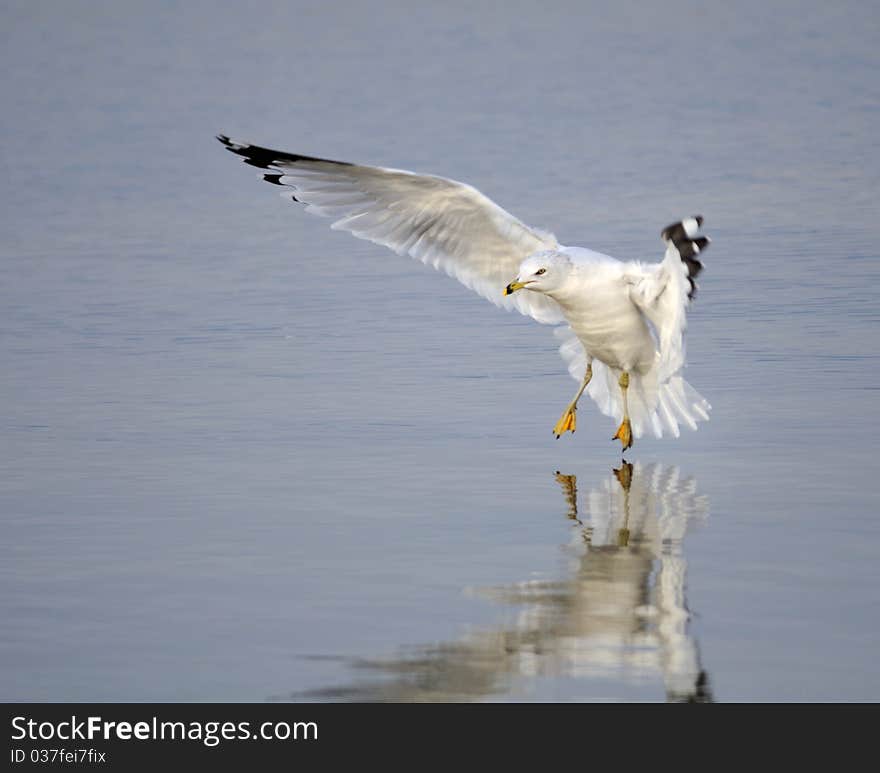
[586,361,711,439]
[554,329,711,440]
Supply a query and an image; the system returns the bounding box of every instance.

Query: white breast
[552,253,657,373]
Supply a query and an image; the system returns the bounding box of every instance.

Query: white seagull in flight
[218,135,710,450]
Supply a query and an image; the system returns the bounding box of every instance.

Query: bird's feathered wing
[218,135,565,324]
[555,217,711,439]
[627,217,709,383]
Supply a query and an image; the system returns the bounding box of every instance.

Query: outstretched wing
[625,216,710,382]
[218,135,565,324]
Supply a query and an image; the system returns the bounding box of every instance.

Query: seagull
[218,135,711,450]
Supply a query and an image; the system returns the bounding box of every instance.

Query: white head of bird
[504,251,572,297]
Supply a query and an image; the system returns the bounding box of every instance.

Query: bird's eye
[535,268,547,276]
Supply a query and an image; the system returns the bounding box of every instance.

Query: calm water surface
[2,0,879,701]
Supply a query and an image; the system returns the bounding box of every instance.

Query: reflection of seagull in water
[549,463,711,701]
[290,462,711,702]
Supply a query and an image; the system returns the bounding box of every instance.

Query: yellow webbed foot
[612,417,633,451]
[553,406,577,438]
[613,461,633,491]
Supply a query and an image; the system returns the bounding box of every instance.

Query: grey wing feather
[218,135,565,324]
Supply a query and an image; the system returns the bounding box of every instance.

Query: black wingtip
[216,134,355,170]
[661,215,706,243]
[677,236,711,260]
[684,257,703,299]
[660,216,710,301]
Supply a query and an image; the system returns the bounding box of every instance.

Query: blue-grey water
[2,0,879,701]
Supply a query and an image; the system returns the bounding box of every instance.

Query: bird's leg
[612,371,633,451]
[554,471,580,523]
[553,362,592,438]
[613,461,634,545]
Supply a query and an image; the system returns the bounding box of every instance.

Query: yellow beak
[504,280,529,296]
